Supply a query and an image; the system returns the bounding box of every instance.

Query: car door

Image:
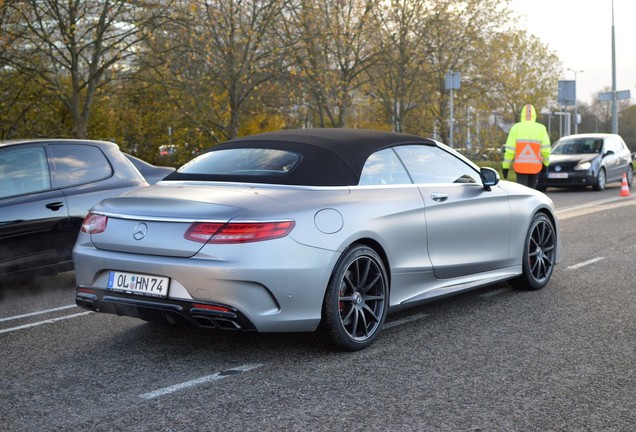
[0,145,71,278]
[602,137,622,182]
[394,145,511,279]
[614,136,632,178]
[49,143,119,220]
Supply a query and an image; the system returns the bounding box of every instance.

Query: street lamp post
[598,1,630,133]
[567,68,583,134]
[611,0,618,133]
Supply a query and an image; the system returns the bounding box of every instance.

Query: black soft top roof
[166,128,436,186]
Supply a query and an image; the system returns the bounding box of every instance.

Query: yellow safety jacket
[502,104,551,174]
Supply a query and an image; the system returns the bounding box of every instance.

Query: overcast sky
[508,0,635,105]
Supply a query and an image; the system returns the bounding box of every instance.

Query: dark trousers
[516,173,539,189]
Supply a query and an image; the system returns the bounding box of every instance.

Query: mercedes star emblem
[132,223,148,240]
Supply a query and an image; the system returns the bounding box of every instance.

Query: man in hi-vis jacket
[502,104,551,189]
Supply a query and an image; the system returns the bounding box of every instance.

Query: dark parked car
[0,139,148,280]
[124,153,176,184]
[537,133,634,191]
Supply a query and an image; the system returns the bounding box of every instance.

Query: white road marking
[0,304,77,323]
[0,311,93,335]
[567,257,606,270]
[556,197,635,220]
[383,313,429,329]
[140,364,264,400]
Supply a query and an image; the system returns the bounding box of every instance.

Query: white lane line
[0,311,93,335]
[383,313,429,330]
[556,197,626,213]
[556,198,636,220]
[0,304,77,323]
[140,364,264,400]
[567,257,606,270]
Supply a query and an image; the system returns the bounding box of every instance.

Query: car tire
[627,164,634,187]
[592,168,606,191]
[319,244,388,351]
[510,213,556,291]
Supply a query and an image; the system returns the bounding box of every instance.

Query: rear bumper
[73,236,340,332]
[76,288,256,330]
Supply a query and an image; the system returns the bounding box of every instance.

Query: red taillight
[81,213,108,234]
[184,221,295,244]
[183,222,225,243]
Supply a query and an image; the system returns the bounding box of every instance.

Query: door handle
[45,202,65,211]
[430,193,448,202]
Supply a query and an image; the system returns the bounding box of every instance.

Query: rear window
[178,148,301,176]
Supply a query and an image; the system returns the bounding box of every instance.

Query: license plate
[548,173,568,179]
[107,271,169,298]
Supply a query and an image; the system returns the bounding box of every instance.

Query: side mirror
[604,150,615,157]
[480,167,499,191]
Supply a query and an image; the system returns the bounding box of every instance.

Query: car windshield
[552,138,603,155]
[177,148,301,176]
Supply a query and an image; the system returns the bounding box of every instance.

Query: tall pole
[611,0,618,133]
[449,83,454,147]
[445,71,460,147]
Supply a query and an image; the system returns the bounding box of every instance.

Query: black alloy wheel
[320,244,388,351]
[593,168,606,191]
[511,213,556,291]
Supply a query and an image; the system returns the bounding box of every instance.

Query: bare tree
[288,0,380,128]
[2,0,173,138]
[585,88,631,135]
[367,0,433,133]
[480,30,561,122]
[414,0,514,144]
[144,0,292,141]
[365,0,522,142]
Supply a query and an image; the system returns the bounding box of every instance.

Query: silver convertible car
[74,129,560,350]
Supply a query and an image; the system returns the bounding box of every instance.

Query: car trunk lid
[88,184,280,257]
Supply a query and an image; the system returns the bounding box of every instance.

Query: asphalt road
[1,183,635,432]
